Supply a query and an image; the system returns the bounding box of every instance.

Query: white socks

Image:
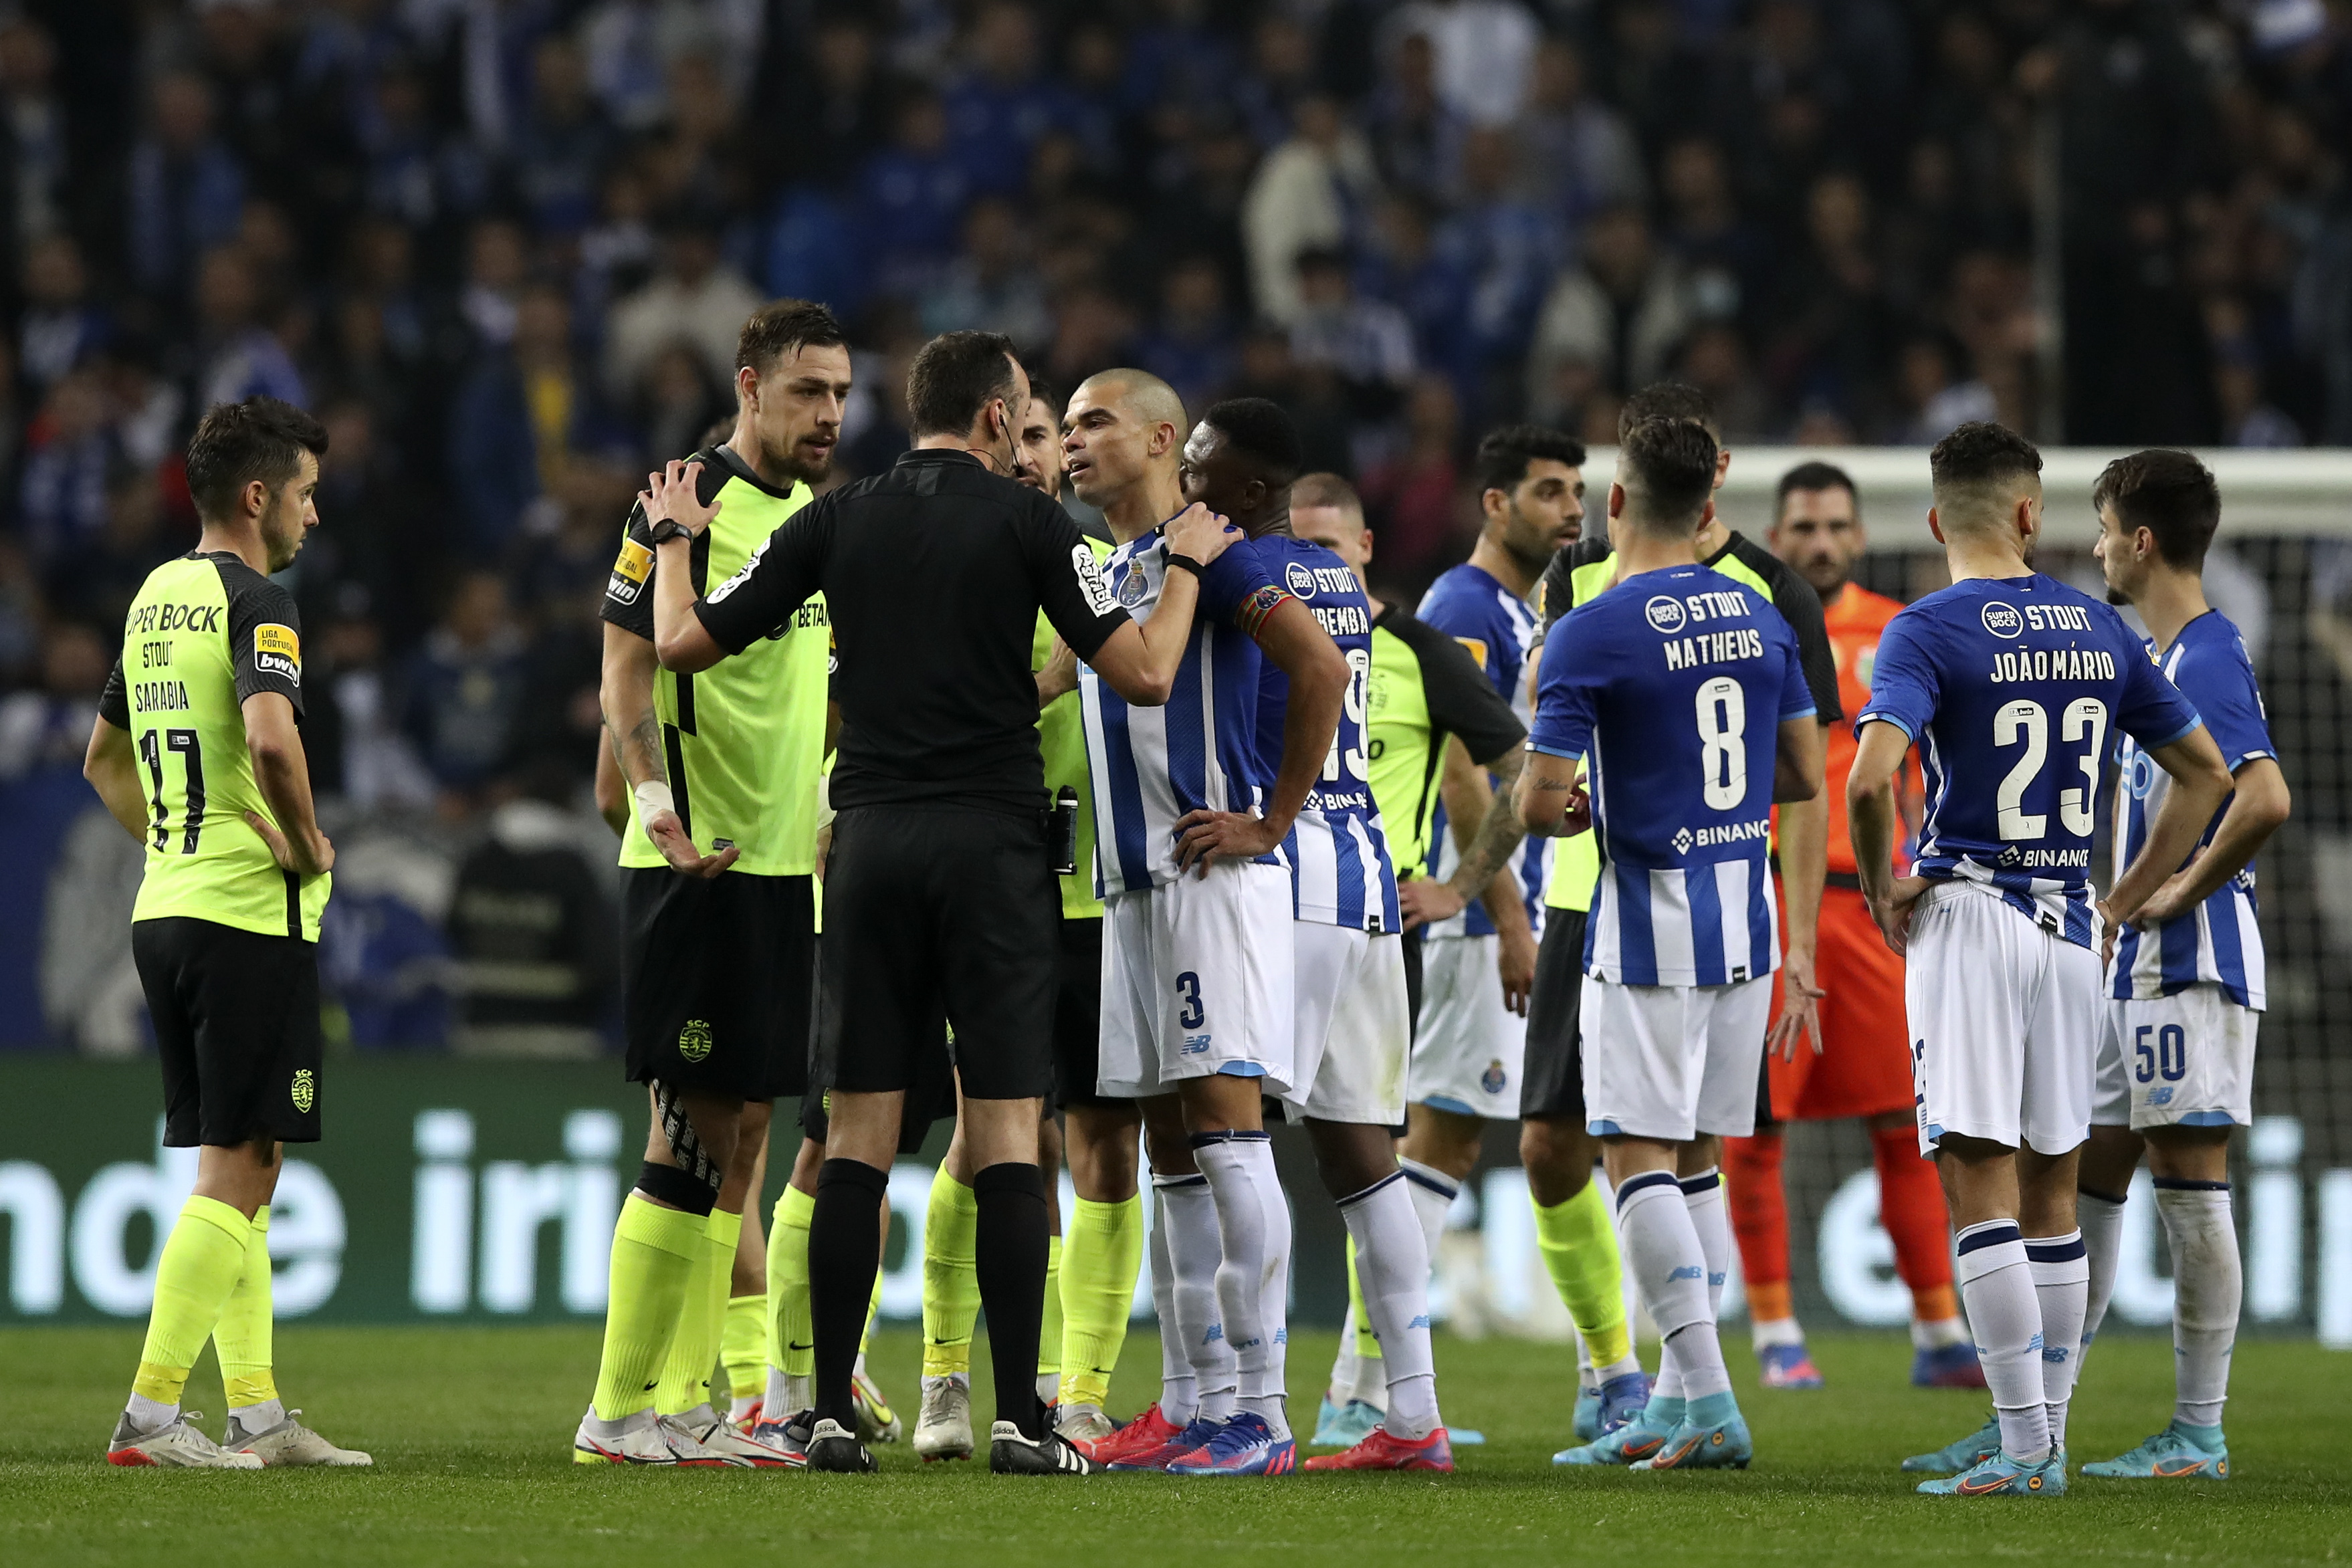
[2155,1179,2240,1429]
[124,1391,179,1434]
[1193,1131,1291,1438]
[2026,1230,2087,1451]
[1338,1169,1438,1440]
[1616,1171,1729,1402]
[1398,1157,1458,1274]
[1955,1219,2050,1463]
[762,1367,810,1420]
[2077,1187,2126,1368]
[1683,1168,1729,1319]
[1154,1173,1225,1422]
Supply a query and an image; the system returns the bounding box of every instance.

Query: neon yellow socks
[591,1194,706,1422]
[1347,1236,1381,1361]
[1057,1193,1143,1412]
[132,1196,250,1411]
[1039,1233,1063,1380]
[211,1202,278,1420]
[655,1206,740,1416]
[1533,1180,1633,1372]
[922,1169,980,1379]
[722,1293,766,1407]
[859,1268,881,1361]
[768,1184,815,1381]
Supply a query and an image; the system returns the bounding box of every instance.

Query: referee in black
[648,330,1235,1474]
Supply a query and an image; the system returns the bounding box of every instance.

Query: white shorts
[2092,984,2258,1131]
[1097,861,1295,1099]
[1907,883,2102,1157]
[1580,974,1772,1141]
[1286,924,1411,1125]
[1406,933,1523,1120]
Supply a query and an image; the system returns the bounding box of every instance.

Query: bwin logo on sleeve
[1073,544,1118,617]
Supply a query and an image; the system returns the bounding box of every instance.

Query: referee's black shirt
[695,449,1132,816]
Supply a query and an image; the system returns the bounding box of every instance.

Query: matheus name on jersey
[1530,565,1814,987]
[1254,535,1400,932]
[1856,574,2203,950]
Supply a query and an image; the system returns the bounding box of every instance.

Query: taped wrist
[634,779,675,827]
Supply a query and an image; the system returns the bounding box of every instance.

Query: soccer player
[576,300,849,1468]
[1721,462,1980,1389]
[914,376,1091,1461]
[1289,473,1527,1448]
[1176,401,1451,1473]
[1080,397,1350,1480]
[1530,385,1838,1437]
[86,397,368,1468]
[653,331,1223,1476]
[2070,451,2288,1480]
[1394,428,1584,1385]
[1849,423,2233,1498]
[1515,415,1823,1472]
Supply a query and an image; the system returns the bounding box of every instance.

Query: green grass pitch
[3,1327,2347,1567]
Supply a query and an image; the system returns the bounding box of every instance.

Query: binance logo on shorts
[678,1019,713,1063]
[290,1069,315,1113]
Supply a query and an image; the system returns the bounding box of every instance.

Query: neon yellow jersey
[99,552,331,940]
[1038,533,1114,919]
[602,446,830,878]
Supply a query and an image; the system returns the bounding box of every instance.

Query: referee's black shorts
[134,917,323,1147]
[1519,908,1589,1121]
[817,803,1057,1102]
[621,868,815,1101]
[1053,915,1123,1109]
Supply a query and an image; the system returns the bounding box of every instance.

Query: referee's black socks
[972,1161,1051,1442]
[810,1158,890,1432]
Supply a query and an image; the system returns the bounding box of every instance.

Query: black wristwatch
[647,518,694,546]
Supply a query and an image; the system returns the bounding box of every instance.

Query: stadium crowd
[0,0,2347,1050]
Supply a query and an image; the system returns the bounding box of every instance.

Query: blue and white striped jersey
[1530,565,1815,986]
[1080,528,1293,894]
[1251,534,1401,932]
[1414,561,1547,939]
[1857,574,2203,951]
[2111,609,2272,1008]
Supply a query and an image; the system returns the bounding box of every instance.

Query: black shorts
[1401,924,1425,1039]
[134,917,323,1147]
[1519,909,1588,1121]
[621,868,815,1101]
[817,804,1057,1102]
[797,1069,956,1153]
[1053,916,1122,1109]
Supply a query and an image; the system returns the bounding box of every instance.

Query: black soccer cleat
[805,1417,877,1474]
[988,1420,1101,1476]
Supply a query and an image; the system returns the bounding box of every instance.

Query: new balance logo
[1182,1034,1212,1054]
[2042,1345,2070,1363]
[1203,1325,1224,1343]
[1669,1265,1704,1281]
[1409,1315,1430,1329]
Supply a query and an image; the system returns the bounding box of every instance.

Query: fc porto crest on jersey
[290,1069,315,1113]
[1115,561,1148,606]
[678,1019,713,1063]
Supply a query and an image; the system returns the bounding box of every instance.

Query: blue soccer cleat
[2081,1420,2230,1480]
[1910,1342,1988,1389]
[1164,1411,1296,1476]
[1312,1397,1384,1448]
[1901,1413,2002,1474]
[1596,1370,1652,1436]
[1917,1448,2066,1497]
[1572,1385,1601,1442]
[1556,1397,1679,1466]
[1756,1342,1824,1389]
[1638,1412,1753,1471]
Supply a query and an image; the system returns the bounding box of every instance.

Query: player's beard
[762,430,835,487]
[258,497,305,574]
[1500,500,1564,579]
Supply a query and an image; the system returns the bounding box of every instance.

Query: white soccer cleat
[575,1408,711,1466]
[672,1408,805,1469]
[657,1410,757,1466]
[225,1410,373,1467]
[1054,1403,1116,1448]
[914,1374,974,1462]
[108,1412,263,1469]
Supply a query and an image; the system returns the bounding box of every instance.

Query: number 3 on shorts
[1176,971,1205,1030]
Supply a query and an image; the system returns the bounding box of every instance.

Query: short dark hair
[1473,425,1587,497]
[1202,397,1303,480]
[1290,471,1364,522]
[1775,459,1859,519]
[185,397,328,522]
[1616,417,1718,530]
[1618,382,1718,441]
[905,330,1021,439]
[2092,449,2221,570]
[1929,421,2042,495]
[1023,373,1059,415]
[734,298,847,377]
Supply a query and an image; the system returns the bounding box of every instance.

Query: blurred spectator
[126,72,245,300]
[18,235,104,394]
[603,217,761,398]
[405,569,530,802]
[920,197,1052,352]
[1133,255,1239,417]
[1242,94,1377,326]
[1386,0,1539,130]
[1366,32,1461,211]
[1510,38,1644,230]
[944,2,1071,200]
[448,284,619,544]
[1361,372,1465,590]
[857,90,971,297]
[0,19,70,253]
[1526,205,1692,423]
[18,366,116,562]
[51,465,170,634]
[0,619,106,778]
[1893,335,1997,446]
[512,33,615,239]
[314,586,435,811]
[1290,248,1415,417]
[193,246,306,410]
[455,217,530,358]
[1432,126,1562,411]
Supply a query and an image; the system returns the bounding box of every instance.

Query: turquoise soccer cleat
[1555,1396,1679,1466]
[1638,1412,1753,1470]
[1311,1397,1384,1448]
[2081,1421,2230,1480]
[1917,1448,2066,1497]
[1901,1413,2002,1474]
[1572,1385,1601,1442]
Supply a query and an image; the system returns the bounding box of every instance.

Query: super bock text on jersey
[1856,575,2204,949]
[2111,609,2273,1007]
[1529,566,1815,986]
[1254,536,1400,933]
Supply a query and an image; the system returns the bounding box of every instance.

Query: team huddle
[90,302,2284,1498]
